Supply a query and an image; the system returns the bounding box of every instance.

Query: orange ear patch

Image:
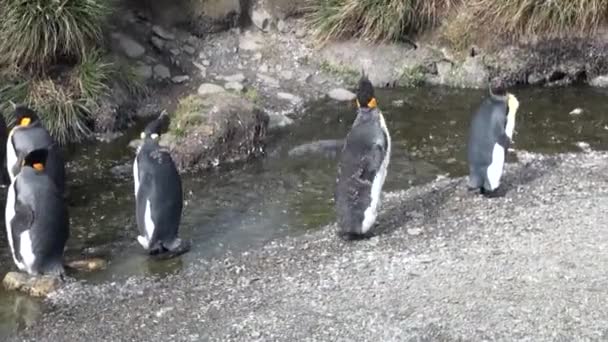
[20,117,31,126]
[32,163,44,171]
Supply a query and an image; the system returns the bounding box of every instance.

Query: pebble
[328,88,356,101]
[225,82,244,92]
[170,48,180,56]
[569,108,583,115]
[198,83,226,95]
[150,36,165,50]
[221,73,246,83]
[114,33,145,59]
[277,20,289,33]
[172,75,191,84]
[258,64,269,73]
[295,28,307,39]
[153,64,171,79]
[257,74,280,88]
[202,59,211,67]
[277,92,302,104]
[407,228,423,236]
[152,25,175,40]
[253,53,263,61]
[280,70,294,80]
[183,45,196,55]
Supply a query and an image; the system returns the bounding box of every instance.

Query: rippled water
[2,86,608,337]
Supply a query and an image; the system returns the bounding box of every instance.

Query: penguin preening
[467,84,520,195]
[335,75,391,239]
[133,113,190,256]
[5,148,69,276]
[6,106,66,194]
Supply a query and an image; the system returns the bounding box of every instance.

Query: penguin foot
[150,239,191,260]
[338,231,371,241]
[481,186,507,198]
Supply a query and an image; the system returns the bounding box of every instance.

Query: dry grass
[306,0,457,44]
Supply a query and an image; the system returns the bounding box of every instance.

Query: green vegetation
[319,61,360,85]
[307,0,608,46]
[0,0,146,144]
[171,95,211,136]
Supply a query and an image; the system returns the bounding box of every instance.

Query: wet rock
[172,75,191,84]
[165,92,269,171]
[239,30,264,51]
[153,64,171,79]
[589,75,608,87]
[328,88,356,101]
[152,25,175,40]
[221,73,246,83]
[277,92,302,104]
[190,0,241,35]
[198,83,226,95]
[268,113,294,130]
[66,258,108,272]
[150,36,165,50]
[3,272,61,298]
[257,74,280,88]
[225,82,244,92]
[183,45,196,55]
[134,64,153,80]
[113,33,145,59]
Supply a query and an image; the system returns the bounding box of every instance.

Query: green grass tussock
[308,0,608,46]
[0,0,111,73]
[306,0,456,44]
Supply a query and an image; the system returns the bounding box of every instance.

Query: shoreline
[10,150,608,341]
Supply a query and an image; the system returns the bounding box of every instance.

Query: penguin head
[140,112,169,142]
[356,74,377,109]
[22,149,48,172]
[13,105,39,128]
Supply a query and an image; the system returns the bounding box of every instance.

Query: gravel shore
[11,151,608,341]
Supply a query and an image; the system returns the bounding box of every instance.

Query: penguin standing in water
[5,148,69,276]
[335,75,391,239]
[6,106,66,194]
[467,84,520,196]
[133,113,190,256]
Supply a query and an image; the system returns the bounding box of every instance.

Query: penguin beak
[32,163,44,171]
[20,117,31,126]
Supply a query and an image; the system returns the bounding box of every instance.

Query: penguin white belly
[486,143,505,191]
[19,230,36,274]
[4,182,24,270]
[361,116,391,234]
[6,131,17,181]
[137,200,155,249]
[133,155,139,196]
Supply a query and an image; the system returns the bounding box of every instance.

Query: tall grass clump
[306,0,456,44]
[467,0,608,40]
[0,0,112,73]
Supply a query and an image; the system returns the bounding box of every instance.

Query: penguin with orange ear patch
[335,74,391,239]
[6,106,66,195]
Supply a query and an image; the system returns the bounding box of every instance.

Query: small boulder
[66,258,108,272]
[221,73,246,83]
[114,33,146,59]
[277,92,302,104]
[198,83,226,95]
[153,64,171,79]
[165,92,269,171]
[134,64,153,80]
[328,88,356,101]
[152,25,176,40]
[225,82,244,92]
[172,75,191,84]
[3,272,61,298]
[150,36,165,50]
[268,113,294,130]
[183,45,196,55]
[589,75,608,87]
[257,74,280,88]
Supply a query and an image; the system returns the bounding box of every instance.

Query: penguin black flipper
[360,141,387,183]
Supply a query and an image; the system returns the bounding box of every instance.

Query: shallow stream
[2,86,608,337]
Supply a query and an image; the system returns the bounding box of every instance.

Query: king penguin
[133,113,190,256]
[467,84,520,195]
[335,75,391,239]
[6,106,66,194]
[5,148,69,276]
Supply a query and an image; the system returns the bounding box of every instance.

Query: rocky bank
[9,150,608,341]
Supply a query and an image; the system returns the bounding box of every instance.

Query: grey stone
[192,61,208,78]
[589,75,608,87]
[527,72,545,85]
[198,83,226,95]
[295,27,307,39]
[150,36,165,50]
[280,70,294,80]
[239,30,264,51]
[277,92,302,104]
[152,25,175,40]
[134,64,153,80]
[257,74,280,88]
[170,48,180,56]
[328,88,356,101]
[253,52,263,61]
[251,7,272,32]
[153,64,171,79]
[268,113,294,130]
[224,82,244,92]
[277,20,289,33]
[258,63,269,73]
[183,45,196,55]
[115,34,145,59]
[172,75,191,84]
[221,73,246,83]
[202,59,211,67]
